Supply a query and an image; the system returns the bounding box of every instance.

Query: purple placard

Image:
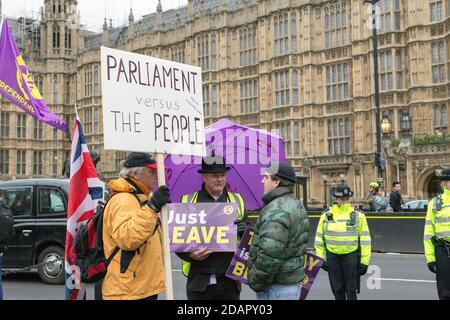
[300,252,325,300]
[226,227,324,300]
[168,202,237,252]
[225,227,254,285]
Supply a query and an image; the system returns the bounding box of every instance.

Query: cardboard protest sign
[167,203,237,252]
[225,227,254,285]
[101,46,205,157]
[226,226,324,300]
[300,252,325,300]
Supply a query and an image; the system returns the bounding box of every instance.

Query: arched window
[210,37,217,70]
[294,122,300,156]
[291,16,297,53]
[52,25,60,48]
[292,70,299,106]
[53,76,58,104]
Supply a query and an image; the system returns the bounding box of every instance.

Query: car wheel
[37,245,65,285]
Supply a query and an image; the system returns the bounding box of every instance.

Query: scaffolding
[7,8,40,53]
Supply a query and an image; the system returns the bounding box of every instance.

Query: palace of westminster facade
[0,0,450,207]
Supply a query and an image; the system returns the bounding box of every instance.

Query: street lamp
[363,0,382,181]
[381,113,392,135]
[400,111,411,132]
[322,174,328,209]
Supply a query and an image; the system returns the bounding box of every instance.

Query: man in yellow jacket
[101,152,170,300]
[314,185,371,300]
[424,168,450,300]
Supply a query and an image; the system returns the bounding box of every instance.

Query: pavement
[2,253,438,300]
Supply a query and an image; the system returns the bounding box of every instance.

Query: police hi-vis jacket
[314,203,372,266]
[424,188,450,264]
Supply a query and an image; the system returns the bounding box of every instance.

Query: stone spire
[187,0,194,21]
[156,0,163,29]
[128,8,135,38]
[102,17,109,46]
[157,0,162,13]
[128,7,134,24]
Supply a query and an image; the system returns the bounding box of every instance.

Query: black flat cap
[123,152,157,169]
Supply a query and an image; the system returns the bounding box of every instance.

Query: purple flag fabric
[0,18,66,131]
[168,202,238,252]
[300,252,325,300]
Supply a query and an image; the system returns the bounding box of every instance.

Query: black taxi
[0,179,68,284]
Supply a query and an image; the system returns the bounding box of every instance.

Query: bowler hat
[123,152,157,169]
[198,156,231,174]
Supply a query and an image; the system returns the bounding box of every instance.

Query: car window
[0,187,33,217]
[39,188,66,215]
[420,201,428,209]
[409,201,419,209]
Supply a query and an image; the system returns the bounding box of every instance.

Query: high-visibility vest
[180,191,245,277]
[424,188,450,263]
[314,203,372,266]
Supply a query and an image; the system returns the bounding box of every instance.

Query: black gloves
[148,186,171,213]
[358,264,368,276]
[428,262,437,274]
[321,261,329,272]
[234,219,248,238]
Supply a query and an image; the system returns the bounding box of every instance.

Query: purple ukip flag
[0,18,66,131]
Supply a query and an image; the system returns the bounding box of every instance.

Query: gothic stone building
[0,0,450,208]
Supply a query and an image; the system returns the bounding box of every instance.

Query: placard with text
[167,202,238,252]
[101,46,205,156]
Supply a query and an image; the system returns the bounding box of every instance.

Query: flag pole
[155,153,174,300]
[0,15,5,35]
[74,103,80,121]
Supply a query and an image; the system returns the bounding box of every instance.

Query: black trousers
[327,251,358,301]
[187,275,240,300]
[436,246,450,300]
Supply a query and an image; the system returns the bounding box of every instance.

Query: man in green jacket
[248,162,310,300]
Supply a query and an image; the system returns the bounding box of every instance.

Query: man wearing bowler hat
[176,155,245,300]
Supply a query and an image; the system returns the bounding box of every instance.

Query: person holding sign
[247,162,310,300]
[314,185,372,300]
[101,153,171,300]
[176,156,245,300]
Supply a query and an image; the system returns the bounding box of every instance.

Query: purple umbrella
[164,119,286,210]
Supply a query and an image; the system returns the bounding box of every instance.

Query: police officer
[424,168,450,300]
[367,182,379,211]
[175,156,245,300]
[314,185,372,300]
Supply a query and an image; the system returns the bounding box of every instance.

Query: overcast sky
[2,0,188,31]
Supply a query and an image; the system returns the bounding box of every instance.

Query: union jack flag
[64,118,103,300]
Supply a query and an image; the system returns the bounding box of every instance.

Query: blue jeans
[256,284,301,300]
